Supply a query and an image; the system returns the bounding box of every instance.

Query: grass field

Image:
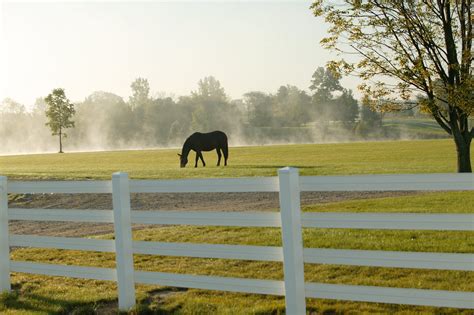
[3,192,473,314]
[383,117,450,138]
[0,139,470,179]
[1,139,473,314]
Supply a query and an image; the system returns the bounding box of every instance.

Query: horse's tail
[222,133,229,159]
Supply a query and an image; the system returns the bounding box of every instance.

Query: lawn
[0,139,470,180]
[2,191,473,314]
[1,140,473,314]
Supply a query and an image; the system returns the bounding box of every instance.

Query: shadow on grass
[229,165,318,170]
[0,289,109,314]
[0,283,191,315]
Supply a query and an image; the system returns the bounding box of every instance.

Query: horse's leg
[223,144,229,166]
[195,152,199,168]
[216,148,222,166]
[199,151,206,167]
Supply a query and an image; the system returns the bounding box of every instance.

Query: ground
[1,140,473,314]
[8,191,418,237]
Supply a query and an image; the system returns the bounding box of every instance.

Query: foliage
[309,66,359,125]
[312,0,473,172]
[0,98,25,114]
[44,88,76,153]
[129,77,151,110]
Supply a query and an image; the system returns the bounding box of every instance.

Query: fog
[0,75,438,156]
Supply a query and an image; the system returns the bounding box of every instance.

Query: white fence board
[8,181,111,194]
[10,261,117,281]
[8,209,114,223]
[10,235,115,252]
[135,271,285,296]
[300,173,474,191]
[3,171,474,311]
[130,177,279,193]
[133,241,283,261]
[303,248,474,271]
[132,210,281,227]
[305,282,474,309]
[301,212,474,230]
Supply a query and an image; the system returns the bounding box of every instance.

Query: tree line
[1,68,394,154]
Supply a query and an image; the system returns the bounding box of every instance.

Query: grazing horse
[178,131,229,168]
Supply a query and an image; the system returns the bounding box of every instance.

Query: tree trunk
[454,135,472,173]
[59,129,63,153]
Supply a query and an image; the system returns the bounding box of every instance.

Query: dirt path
[9,191,417,237]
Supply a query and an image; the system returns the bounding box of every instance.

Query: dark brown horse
[178,131,229,168]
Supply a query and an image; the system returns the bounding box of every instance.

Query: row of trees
[1,72,388,155]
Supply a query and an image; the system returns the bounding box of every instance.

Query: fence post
[0,176,11,293]
[278,167,306,315]
[112,172,136,311]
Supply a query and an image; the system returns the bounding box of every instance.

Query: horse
[178,131,229,168]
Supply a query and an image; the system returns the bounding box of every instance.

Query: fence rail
[1,169,473,313]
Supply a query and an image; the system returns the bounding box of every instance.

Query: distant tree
[274,85,311,127]
[190,76,237,132]
[309,66,344,120]
[192,76,227,101]
[244,91,273,127]
[335,89,359,127]
[309,67,343,103]
[0,98,25,114]
[32,97,47,115]
[129,77,151,110]
[74,91,132,147]
[45,88,75,153]
[312,1,473,172]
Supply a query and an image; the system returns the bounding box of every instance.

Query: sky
[1,1,358,108]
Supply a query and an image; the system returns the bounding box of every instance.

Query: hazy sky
[1,1,357,108]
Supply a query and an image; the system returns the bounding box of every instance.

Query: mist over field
[1,2,454,157]
[0,74,444,156]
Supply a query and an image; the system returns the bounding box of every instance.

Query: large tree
[45,88,75,153]
[312,0,473,172]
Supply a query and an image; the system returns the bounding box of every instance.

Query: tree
[129,77,151,110]
[45,88,75,153]
[74,91,132,147]
[244,91,273,127]
[312,1,473,172]
[0,98,25,114]
[192,76,227,102]
[309,66,343,103]
[274,85,312,127]
[189,76,238,132]
[336,89,359,127]
[309,66,344,120]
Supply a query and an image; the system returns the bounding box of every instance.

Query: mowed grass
[1,139,473,313]
[0,139,471,180]
[3,192,474,314]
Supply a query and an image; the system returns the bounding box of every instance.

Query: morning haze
[0,1,443,155]
[3,1,339,106]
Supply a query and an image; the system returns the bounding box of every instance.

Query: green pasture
[0,139,470,180]
[1,139,473,314]
[383,118,449,138]
[2,192,474,314]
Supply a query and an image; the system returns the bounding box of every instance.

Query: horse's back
[187,131,227,151]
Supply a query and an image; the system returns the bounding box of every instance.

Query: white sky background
[1,1,359,108]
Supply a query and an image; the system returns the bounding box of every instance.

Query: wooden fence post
[112,172,136,311]
[278,167,306,314]
[0,176,11,293]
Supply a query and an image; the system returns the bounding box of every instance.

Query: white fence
[0,168,473,313]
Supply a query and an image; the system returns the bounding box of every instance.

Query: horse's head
[178,153,188,168]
